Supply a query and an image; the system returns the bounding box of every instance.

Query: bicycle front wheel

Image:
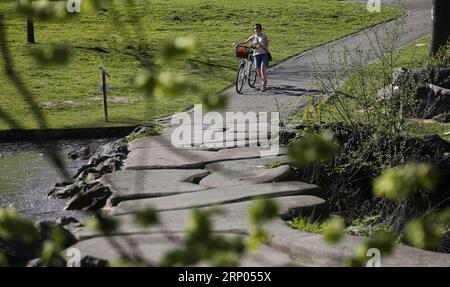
[235,62,245,94]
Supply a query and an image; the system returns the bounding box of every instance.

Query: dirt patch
[89,96,137,104]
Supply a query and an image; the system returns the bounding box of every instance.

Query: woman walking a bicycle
[235,23,270,92]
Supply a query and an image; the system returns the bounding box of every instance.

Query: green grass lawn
[0,0,401,130]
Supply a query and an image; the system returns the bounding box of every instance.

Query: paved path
[223,0,433,115]
[64,0,450,266]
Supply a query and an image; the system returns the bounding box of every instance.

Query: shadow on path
[267,85,321,97]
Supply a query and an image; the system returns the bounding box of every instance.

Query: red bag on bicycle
[235,46,249,58]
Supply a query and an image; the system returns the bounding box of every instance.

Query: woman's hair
[254,23,262,30]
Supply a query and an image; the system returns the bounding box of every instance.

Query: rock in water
[47,183,80,199]
[80,255,109,267]
[64,182,112,211]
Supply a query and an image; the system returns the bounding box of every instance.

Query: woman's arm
[236,35,254,46]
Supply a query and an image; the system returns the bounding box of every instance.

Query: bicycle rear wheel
[235,62,245,94]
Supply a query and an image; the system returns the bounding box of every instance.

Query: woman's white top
[252,33,269,56]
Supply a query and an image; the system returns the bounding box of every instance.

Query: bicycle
[233,44,257,94]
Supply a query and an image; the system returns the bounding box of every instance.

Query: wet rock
[95,157,122,174]
[55,216,79,226]
[68,146,93,160]
[73,165,95,179]
[85,172,102,182]
[88,155,111,166]
[95,140,128,158]
[26,258,45,267]
[48,183,80,199]
[65,182,112,211]
[36,220,78,248]
[80,255,109,267]
[54,181,73,188]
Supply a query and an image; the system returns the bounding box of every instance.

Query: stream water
[0,139,114,222]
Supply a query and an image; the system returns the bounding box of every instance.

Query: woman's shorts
[254,53,269,69]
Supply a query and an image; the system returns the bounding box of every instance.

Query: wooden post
[102,71,108,122]
[27,16,35,44]
[26,0,35,44]
[98,66,111,122]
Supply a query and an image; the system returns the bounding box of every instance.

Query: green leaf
[247,198,279,226]
[155,71,196,99]
[0,208,39,244]
[436,208,450,225]
[373,164,439,199]
[345,230,396,267]
[322,216,345,244]
[40,240,66,267]
[210,250,240,267]
[247,229,269,253]
[288,130,339,167]
[404,217,444,250]
[86,215,118,235]
[198,93,228,112]
[32,45,70,66]
[134,69,157,97]
[109,259,144,267]
[134,207,158,227]
[159,37,197,63]
[186,209,212,242]
[361,230,396,255]
[16,0,68,20]
[0,251,8,267]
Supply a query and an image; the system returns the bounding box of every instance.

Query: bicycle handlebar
[233,43,255,49]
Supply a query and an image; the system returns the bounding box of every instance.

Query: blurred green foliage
[373,163,439,199]
[288,130,339,167]
[322,216,345,244]
[0,208,38,244]
[134,207,159,227]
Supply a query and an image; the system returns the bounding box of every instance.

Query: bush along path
[15,0,449,266]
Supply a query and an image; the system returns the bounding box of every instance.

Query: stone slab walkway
[64,0,450,266]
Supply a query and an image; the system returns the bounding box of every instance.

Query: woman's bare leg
[261,65,267,88]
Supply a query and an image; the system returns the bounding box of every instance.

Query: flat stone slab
[70,195,327,240]
[200,156,292,188]
[99,169,210,206]
[113,181,323,215]
[264,222,450,267]
[64,233,294,267]
[125,146,286,170]
[129,132,274,151]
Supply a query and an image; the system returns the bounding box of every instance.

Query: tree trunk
[430,0,450,56]
[27,17,35,44]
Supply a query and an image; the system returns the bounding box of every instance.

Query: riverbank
[0,138,117,221]
[0,126,136,142]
